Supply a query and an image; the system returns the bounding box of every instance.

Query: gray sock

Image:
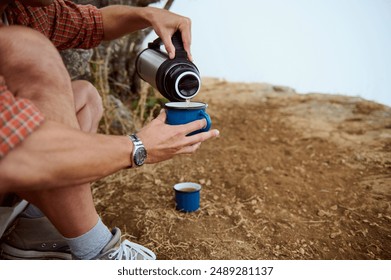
[65,217,112,260]
[21,204,44,218]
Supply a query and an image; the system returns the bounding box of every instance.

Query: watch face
[134,147,147,166]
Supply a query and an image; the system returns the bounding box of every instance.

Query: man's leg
[20,79,104,226]
[0,26,99,238]
[72,80,103,133]
[20,80,103,217]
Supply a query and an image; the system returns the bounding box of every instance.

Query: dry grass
[90,42,165,135]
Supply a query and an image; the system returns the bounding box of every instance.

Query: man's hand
[137,110,219,164]
[101,6,193,61]
[146,7,192,60]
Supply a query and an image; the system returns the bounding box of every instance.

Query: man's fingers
[180,129,220,148]
[161,35,176,59]
[173,129,219,156]
[156,109,167,122]
[181,118,207,135]
[178,142,201,154]
[178,20,192,61]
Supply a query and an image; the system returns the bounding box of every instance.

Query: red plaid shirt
[0,77,45,158]
[1,0,104,158]
[5,0,104,50]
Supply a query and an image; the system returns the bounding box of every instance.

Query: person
[0,0,219,260]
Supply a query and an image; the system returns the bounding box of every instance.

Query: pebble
[224,206,233,216]
[330,230,342,239]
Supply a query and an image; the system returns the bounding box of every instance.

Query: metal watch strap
[128,133,146,167]
[129,134,140,144]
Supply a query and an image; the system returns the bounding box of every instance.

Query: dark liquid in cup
[180,187,197,192]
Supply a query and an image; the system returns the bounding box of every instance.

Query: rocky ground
[94,78,391,259]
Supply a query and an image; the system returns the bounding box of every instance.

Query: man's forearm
[100,6,152,41]
[0,121,133,192]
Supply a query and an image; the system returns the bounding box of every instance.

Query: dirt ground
[93,78,391,260]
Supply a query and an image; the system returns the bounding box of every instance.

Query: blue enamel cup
[165,102,211,135]
[173,182,202,212]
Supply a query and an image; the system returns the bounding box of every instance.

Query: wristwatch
[128,134,147,167]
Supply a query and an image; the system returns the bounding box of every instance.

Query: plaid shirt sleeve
[0,76,45,159]
[5,0,104,50]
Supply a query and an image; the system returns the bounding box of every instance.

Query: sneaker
[0,216,71,260]
[92,228,156,260]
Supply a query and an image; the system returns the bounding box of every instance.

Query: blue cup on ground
[174,182,202,212]
[165,102,211,135]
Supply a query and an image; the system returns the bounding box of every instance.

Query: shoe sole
[0,243,72,260]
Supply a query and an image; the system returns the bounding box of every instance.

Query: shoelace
[108,240,156,260]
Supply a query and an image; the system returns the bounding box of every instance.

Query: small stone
[154,179,162,185]
[264,166,274,173]
[223,206,233,216]
[317,210,332,217]
[330,230,342,239]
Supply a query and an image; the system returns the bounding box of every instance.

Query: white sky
[148,0,391,106]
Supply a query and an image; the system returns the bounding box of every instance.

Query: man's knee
[82,81,103,116]
[72,80,103,119]
[0,25,64,72]
[0,25,71,98]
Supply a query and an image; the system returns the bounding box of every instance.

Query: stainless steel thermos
[136,31,201,102]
